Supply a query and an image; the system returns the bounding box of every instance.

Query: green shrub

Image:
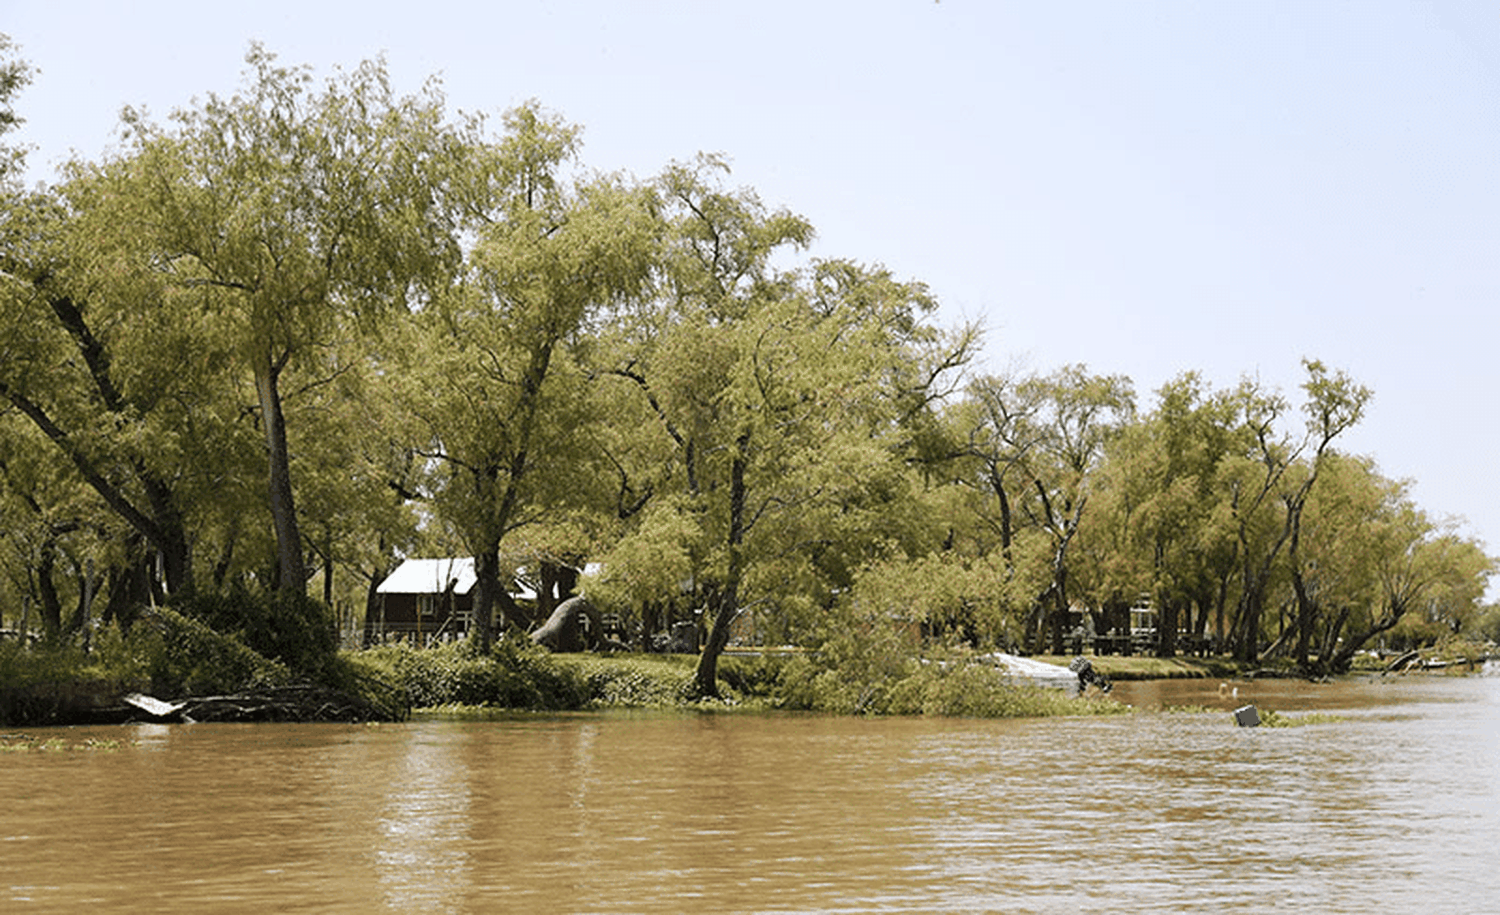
[131,607,291,695]
[717,653,790,697]
[352,638,591,711]
[0,641,118,724]
[769,638,1127,718]
[559,654,696,707]
[770,615,919,713]
[886,661,1123,717]
[0,613,291,722]
[170,586,338,678]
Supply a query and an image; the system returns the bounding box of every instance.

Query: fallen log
[118,684,394,724]
[1385,649,1421,673]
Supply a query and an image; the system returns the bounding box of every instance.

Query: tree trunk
[36,542,63,638]
[695,589,739,697]
[1231,576,1265,663]
[472,546,501,653]
[254,353,305,595]
[142,476,193,595]
[1156,600,1180,658]
[694,432,750,698]
[1291,567,1316,670]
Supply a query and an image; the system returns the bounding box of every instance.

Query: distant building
[369,558,478,645]
[367,557,601,646]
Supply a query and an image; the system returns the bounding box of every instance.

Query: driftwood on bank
[118,684,393,723]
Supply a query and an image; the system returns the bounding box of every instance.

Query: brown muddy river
[3,672,1498,913]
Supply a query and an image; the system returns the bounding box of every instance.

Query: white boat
[977,653,1081,694]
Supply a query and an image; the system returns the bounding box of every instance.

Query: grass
[0,734,127,752]
[1257,708,1346,727]
[1033,653,1249,680]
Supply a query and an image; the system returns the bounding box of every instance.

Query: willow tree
[956,365,1133,653]
[1081,372,1242,655]
[1223,359,1370,662]
[0,187,215,599]
[0,40,217,600]
[601,156,972,696]
[1289,453,1492,674]
[401,104,657,651]
[95,46,465,594]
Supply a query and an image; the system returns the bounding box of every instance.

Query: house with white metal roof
[369,558,478,645]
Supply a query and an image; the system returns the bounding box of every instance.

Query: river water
[3,673,1497,913]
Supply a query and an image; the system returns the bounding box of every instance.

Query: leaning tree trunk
[695,587,739,698]
[694,434,749,698]
[254,354,305,595]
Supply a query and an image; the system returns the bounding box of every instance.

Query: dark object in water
[1234,704,1260,727]
[1068,656,1112,693]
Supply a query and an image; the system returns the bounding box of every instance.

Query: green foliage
[850,551,1025,649]
[347,643,786,712]
[353,638,592,710]
[760,603,1121,717]
[1257,708,1345,727]
[886,662,1126,718]
[773,608,921,714]
[0,610,291,722]
[1,734,124,753]
[1475,604,1500,644]
[554,653,697,707]
[772,639,1125,718]
[1385,613,1449,652]
[130,607,291,696]
[171,587,337,678]
[0,639,124,724]
[716,652,791,697]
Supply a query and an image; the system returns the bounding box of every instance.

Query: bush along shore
[2,620,1134,726]
[8,607,1484,727]
[0,606,409,726]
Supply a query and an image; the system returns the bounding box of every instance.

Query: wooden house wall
[368,591,476,644]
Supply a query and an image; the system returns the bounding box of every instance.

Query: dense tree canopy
[0,42,1492,685]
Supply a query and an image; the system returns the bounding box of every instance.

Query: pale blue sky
[7,1,1500,569]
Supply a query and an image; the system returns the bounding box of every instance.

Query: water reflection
[1,677,1497,913]
[375,728,473,912]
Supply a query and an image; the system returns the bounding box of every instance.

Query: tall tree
[97,45,465,594]
[1083,372,1241,655]
[1225,359,1370,662]
[0,167,229,598]
[402,103,656,651]
[957,365,1133,653]
[1292,453,1492,673]
[603,156,972,695]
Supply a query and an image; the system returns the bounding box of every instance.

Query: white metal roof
[375,557,603,598]
[376,558,477,595]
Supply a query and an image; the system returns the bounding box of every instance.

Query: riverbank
[6,636,1488,726]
